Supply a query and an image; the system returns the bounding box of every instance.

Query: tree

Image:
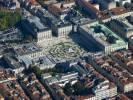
[124,2,131,9]
[63,83,73,96]
[31,66,43,78]
[73,82,85,95]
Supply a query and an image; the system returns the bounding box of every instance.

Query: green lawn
[0,9,22,31]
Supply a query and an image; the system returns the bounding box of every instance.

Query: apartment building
[20,73,51,100]
[79,22,128,54]
[90,53,133,93]
[106,18,133,39]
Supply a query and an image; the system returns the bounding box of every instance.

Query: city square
[49,42,85,60]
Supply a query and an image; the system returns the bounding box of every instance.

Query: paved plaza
[38,36,86,61]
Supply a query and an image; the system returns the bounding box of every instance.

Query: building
[111,49,133,74]
[109,94,131,100]
[20,73,51,100]
[43,72,78,86]
[48,15,72,38]
[76,0,132,21]
[90,53,133,93]
[48,0,75,20]
[76,0,102,19]
[21,0,41,9]
[76,0,117,19]
[78,21,128,54]
[49,84,70,100]
[51,59,117,100]
[44,10,73,38]
[12,43,48,68]
[106,18,133,39]
[43,0,57,7]
[93,80,117,100]
[115,0,132,6]
[96,0,117,10]
[21,0,73,38]
[22,16,52,43]
[32,56,56,70]
[102,7,133,23]
[75,62,117,100]
[41,58,117,100]
[52,22,72,38]
[70,17,95,32]
[13,43,44,59]
[0,80,29,100]
[3,54,25,74]
[0,68,16,83]
[0,0,20,9]
[0,28,22,42]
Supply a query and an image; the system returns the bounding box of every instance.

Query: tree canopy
[0,9,21,31]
